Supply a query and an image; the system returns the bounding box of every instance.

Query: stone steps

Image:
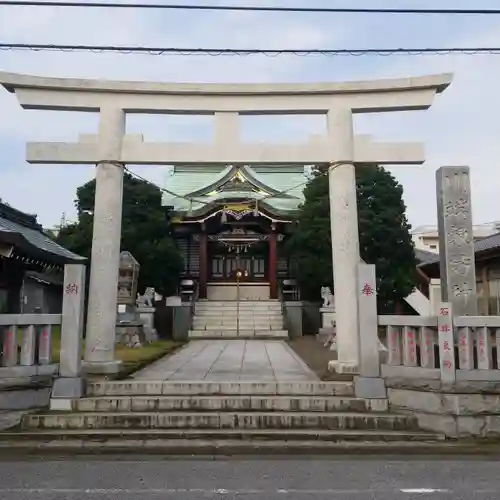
[18,380,443,446]
[188,330,288,339]
[87,381,355,397]
[192,318,284,327]
[1,428,442,444]
[196,300,280,307]
[192,322,284,330]
[192,300,286,339]
[72,395,388,412]
[195,310,283,316]
[22,411,420,431]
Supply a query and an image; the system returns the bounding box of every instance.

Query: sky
[1,0,500,230]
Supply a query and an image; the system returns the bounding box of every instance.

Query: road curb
[0,439,499,456]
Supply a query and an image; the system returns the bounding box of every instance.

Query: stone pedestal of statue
[116,304,146,348]
[137,306,158,342]
[318,307,336,345]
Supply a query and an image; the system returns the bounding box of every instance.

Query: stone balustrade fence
[0,314,60,379]
[378,311,500,381]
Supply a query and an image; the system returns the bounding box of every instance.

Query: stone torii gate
[0,71,452,374]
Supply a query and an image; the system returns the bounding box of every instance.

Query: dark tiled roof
[474,232,500,253]
[418,231,500,269]
[0,208,85,264]
[414,248,439,265]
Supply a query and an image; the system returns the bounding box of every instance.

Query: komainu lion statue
[320,286,334,308]
[136,287,155,308]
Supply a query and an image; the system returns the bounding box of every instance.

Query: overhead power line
[1,1,500,15]
[1,44,500,56]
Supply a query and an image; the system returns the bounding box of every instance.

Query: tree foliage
[286,165,417,312]
[56,173,183,295]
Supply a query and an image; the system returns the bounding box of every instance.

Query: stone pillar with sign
[50,263,86,410]
[353,263,386,398]
[437,302,456,382]
[436,166,477,370]
[436,166,477,315]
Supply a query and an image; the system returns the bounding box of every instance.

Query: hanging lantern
[221,208,227,223]
[187,199,193,217]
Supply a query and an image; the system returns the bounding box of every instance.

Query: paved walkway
[133,340,318,382]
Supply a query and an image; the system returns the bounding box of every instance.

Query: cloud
[0,0,500,229]
[355,26,500,228]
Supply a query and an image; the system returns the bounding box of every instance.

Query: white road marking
[400,489,451,494]
[0,487,455,495]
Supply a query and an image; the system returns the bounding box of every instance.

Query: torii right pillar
[326,87,454,373]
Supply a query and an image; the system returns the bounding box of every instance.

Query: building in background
[418,232,500,316]
[412,222,500,254]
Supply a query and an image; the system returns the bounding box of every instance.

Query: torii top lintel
[0,71,452,114]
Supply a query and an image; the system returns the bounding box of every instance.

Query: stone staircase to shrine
[188,300,288,339]
[11,380,443,452]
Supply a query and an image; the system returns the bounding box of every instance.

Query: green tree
[57,173,183,295]
[286,165,417,313]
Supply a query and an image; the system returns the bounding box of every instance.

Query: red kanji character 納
[65,283,79,295]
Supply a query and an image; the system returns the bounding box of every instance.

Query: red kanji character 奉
[361,283,374,296]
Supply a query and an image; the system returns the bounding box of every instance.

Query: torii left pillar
[84,107,125,374]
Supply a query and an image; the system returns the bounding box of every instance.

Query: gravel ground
[287,336,353,381]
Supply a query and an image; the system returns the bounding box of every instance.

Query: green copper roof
[162,164,308,215]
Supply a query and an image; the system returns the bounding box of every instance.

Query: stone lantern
[116,251,145,347]
[117,251,140,307]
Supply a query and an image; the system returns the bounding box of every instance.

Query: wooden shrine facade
[171,203,294,300]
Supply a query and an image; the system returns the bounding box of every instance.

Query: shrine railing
[378,315,440,378]
[452,316,500,377]
[0,314,60,377]
[377,313,500,380]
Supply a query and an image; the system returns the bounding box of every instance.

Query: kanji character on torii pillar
[0,71,452,374]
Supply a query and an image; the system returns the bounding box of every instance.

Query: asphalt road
[0,455,499,499]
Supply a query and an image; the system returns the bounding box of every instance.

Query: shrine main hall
[163,163,306,301]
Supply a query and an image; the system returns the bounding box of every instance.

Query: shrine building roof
[0,202,85,266]
[161,164,308,218]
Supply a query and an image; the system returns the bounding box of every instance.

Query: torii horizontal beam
[26,134,425,165]
[0,71,452,114]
